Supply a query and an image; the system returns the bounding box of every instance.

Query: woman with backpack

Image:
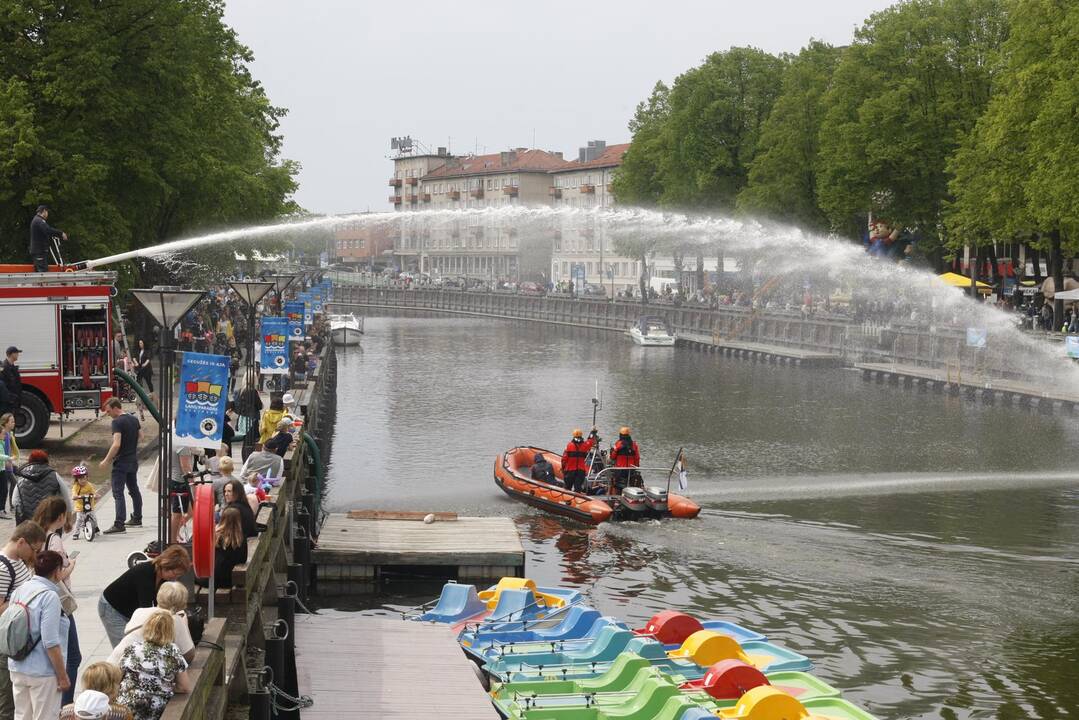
[34,497,80,705]
[4,550,70,720]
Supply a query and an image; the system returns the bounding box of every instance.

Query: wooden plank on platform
[314,514,524,569]
[296,614,498,719]
[347,509,459,521]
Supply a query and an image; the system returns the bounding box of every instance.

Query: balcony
[447,190,461,200]
[549,187,562,198]
[502,186,518,196]
[407,194,419,204]
[470,188,484,199]
[405,177,418,186]
[420,193,431,202]
[389,178,402,188]
[580,184,595,194]
[389,195,402,205]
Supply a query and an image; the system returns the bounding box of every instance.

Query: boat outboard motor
[620,487,648,516]
[644,486,669,514]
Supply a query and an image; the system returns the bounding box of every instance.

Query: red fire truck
[0,265,117,446]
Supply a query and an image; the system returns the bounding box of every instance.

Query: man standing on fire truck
[29,205,67,272]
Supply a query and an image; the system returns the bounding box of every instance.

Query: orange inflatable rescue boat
[493,446,701,525]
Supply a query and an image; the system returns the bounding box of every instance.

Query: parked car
[583,283,607,297]
[519,281,545,296]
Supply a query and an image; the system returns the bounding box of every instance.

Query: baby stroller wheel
[127,551,150,569]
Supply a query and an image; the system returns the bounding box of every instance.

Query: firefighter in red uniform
[611,426,640,489]
[561,427,595,493]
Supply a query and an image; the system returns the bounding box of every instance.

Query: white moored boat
[627,315,676,346]
[329,313,364,346]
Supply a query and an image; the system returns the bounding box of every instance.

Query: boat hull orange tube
[494,446,701,525]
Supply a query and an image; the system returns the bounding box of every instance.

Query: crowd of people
[0,271,331,720]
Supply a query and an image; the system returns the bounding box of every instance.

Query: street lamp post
[228,280,275,458]
[130,287,207,552]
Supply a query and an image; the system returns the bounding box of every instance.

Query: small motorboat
[329,313,363,346]
[627,315,676,346]
[493,446,701,525]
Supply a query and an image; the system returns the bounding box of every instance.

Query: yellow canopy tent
[938,272,992,292]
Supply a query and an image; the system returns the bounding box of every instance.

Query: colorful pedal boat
[480,614,765,670]
[412,578,582,625]
[462,612,625,660]
[485,631,662,681]
[494,687,876,720]
[717,686,878,720]
[493,659,840,717]
[501,631,811,683]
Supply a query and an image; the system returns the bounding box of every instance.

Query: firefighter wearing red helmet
[561,427,596,493]
[611,426,640,488]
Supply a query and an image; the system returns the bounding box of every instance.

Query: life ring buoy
[192,484,215,579]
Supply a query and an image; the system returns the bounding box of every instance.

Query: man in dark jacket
[13,449,72,524]
[28,205,67,272]
[0,348,20,414]
[530,452,558,485]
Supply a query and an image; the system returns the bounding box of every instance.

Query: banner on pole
[260,317,289,374]
[174,352,229,451]
[284,301,305,340]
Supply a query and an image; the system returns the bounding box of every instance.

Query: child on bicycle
[71,463,99,540]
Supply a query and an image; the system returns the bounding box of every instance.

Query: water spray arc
[66,205,1079,391]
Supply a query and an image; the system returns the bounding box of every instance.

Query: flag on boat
[676,452,688,491]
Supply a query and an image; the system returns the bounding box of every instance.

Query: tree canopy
[614,0,1017,264]
[0,0,298,267]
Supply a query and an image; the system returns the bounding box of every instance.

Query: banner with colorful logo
[260,316,290,374]
[284,301,305,340]
[310,288,324,314]
[174,352,229,451]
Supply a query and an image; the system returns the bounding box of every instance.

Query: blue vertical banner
[284,301,305,340]
[174,352,229,451]
[260,316,290,374]
[299,293,314,326]
[311,288,324,314]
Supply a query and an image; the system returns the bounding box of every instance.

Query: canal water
[326,313,1079,720]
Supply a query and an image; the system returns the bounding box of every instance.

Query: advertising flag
[260,317,290,374]
[174,352,229,451]
[284,301,305,340]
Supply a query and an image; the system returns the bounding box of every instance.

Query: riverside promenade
[26,407,164,679]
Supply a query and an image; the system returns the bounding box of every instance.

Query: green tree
[737,41,841,232]
[948,0,1079,322]
[0,0,298,269]
[656,47,785,210]
[816,0,1009,250]
[611,81,670,207]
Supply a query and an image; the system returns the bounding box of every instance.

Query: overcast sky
[222,0,895,216]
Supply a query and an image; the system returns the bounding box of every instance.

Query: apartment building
[548,141,639,295]
[392,148,570,279]
[333,217,396,269]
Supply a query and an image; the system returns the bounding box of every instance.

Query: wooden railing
[162,341,337,719]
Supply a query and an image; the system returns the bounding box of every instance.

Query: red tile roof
[423,149,570,179]
[553,143,630,172]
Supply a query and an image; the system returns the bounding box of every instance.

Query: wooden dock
[678,333,844,367]
[854,362,1079,413]
[314,513,525,594]
[296,614,498,719]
